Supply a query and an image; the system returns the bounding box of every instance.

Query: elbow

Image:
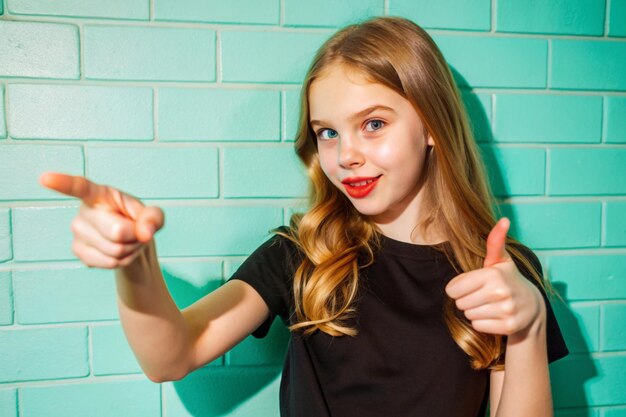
[144,366,190,383]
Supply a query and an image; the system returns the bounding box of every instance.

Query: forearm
[494,307,552,417]
[114,239,191,382]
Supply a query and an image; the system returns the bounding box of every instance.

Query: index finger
[39,172,102,206]
[445,271,486,300]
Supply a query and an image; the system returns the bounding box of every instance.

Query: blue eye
[316,128,338,140]
[365,119,385,132]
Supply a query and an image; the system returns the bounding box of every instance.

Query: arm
[489,295,552,417]
[39,172,270,383]
[443,218,554,417]
[116,239,270,382]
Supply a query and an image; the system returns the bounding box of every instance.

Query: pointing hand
[39,172,165,269]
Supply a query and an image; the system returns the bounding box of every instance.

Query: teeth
[350,178,375,187]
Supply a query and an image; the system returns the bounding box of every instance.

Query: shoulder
[245,225,302,267]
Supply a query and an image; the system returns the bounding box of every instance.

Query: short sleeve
[511,244,570,364]
[227,227,299,338]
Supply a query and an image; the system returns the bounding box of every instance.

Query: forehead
[308,65,402,116]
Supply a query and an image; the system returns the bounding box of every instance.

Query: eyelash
[315,119,386,140]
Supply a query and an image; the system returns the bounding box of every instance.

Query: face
[308,64,435,227]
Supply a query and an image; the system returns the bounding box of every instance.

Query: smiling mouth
[341,175,382,198]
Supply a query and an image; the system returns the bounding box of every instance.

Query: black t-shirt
[228,227,569,417]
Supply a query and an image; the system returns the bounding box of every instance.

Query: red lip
[341,176,381,198]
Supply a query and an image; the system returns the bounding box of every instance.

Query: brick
[0,271,13,325]
[605,202,626,247]
[0,209,11,262]
[161,260,222,309]
[433,35,547,89]
[601,304,626,351]
[552,355,626,407]
[12,206,76,261]
[552,40,626,91]
[549,254,626,301]
[609,0,626,37]
[550,149,626,195]
[606,97,626,143]
[284,89,301,142]
[284,0,383,28]
[0,21,79,79]
[85,25,215,82]
[13,267,117,324]
[224,259,245,277]
[552,301,600,354]
[497,0,605,35]
[498,202,601,249]
[494,94,602,143]
[7,0,149,20]
[163,366,281,417]
[604,407,626,417]
[0,144,83,200]
[390,0,490,31]
[21,380,160,417]
[0,327,88,382]
[92,324,142,376]
[228,319,290,365]
[221,31,328,83]
[478,145,545,197]
[154,0,279,25]
[285,206,307,226]
[0,85,6,138]
[462,92,492,142]
[222,147,307,198]
[8,84,153,140]
[0,389,17,417]
[158,88,280,141]
[156,206,283,256]
[87,146,218,198]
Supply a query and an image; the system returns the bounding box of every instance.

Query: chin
[346,200,387,217]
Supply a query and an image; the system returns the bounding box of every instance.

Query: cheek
[317,146,336,177]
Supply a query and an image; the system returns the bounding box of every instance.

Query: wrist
[510,288,547,343]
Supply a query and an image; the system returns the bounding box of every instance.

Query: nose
[338,135,365,169]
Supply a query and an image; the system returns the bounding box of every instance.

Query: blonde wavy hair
[278,16,558,371]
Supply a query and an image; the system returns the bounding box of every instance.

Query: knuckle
[504,317,517,333]
[111,243,126,258]
[501,300,515,315]
[109,222,125,242]
[493,286,511,300]
[70,218,81,235]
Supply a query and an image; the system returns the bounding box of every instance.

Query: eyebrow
[310,104,396,128]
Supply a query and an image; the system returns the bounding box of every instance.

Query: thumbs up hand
[39,172,165,269]
[444,218,546,339]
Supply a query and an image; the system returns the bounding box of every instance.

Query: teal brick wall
[0,1,624,416]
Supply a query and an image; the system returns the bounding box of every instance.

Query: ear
[427,133,435,147]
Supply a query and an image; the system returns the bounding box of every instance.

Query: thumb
[483,217,512,268]
[134,206,165,243]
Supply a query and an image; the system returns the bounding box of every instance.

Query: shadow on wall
[548,282,596,415]
[161,262,289,416]
[451,67,594,415]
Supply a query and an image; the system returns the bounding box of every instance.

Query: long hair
[278,16,557,371]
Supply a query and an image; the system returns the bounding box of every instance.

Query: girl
[40,16,568,417]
